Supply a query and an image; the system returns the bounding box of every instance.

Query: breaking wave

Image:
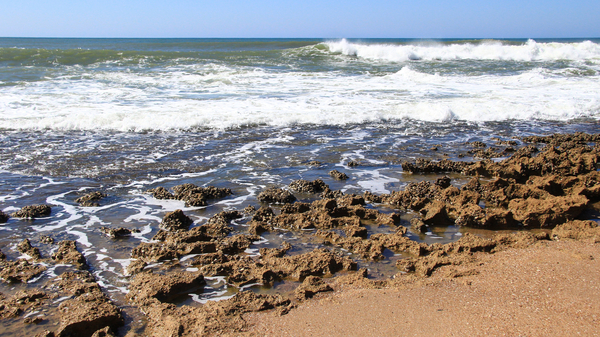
[324,39,600,62]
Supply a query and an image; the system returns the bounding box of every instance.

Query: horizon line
[1,36,599,40]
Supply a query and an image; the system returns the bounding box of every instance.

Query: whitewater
[0,38,599,131]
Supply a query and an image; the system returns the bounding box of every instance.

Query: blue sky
[1,0,598,38]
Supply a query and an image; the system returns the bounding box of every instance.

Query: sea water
[0,38,599,306]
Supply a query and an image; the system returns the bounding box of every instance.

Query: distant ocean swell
[0,38,599,131]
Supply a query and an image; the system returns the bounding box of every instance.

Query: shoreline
[247,237,600,336]
[0,131,598,336]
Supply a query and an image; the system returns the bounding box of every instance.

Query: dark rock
[176,241,217,256]
[148,186,174,199]
[0,259,47,283]
[294,276,333,300]
[17,239,42,260]
[551,220,600,242]
[131,242,178,263]
[99,227,140,238]
[281,202,311,214]
[467,141,487,148]
[419,200,453,226]
[252,206,275,222]
[0,289,49,319]
[259,243,291,259]
[190,252,231,266]
[336,194,365,207]
[91,327,116,337]
[508,194,589,227]
[289,179,328,193]
[75,191,107,207]
[329,170,349,180]
[40,235,55,244]
[160,209,193,231]
[220,235,260,255]
[172,184,232,207]
[149,184,232,207]
[248,220,273,235]
[128,271,205,304]
[52,241,87,269]
[402,158,468,174]
[344,225,368,238]
[126,259,148,275]
[363,191,383,203]
[264,248,357,280]
[0,210,8,223]
[11,204,52,219]
[410,218,428,233]
[55,271,124,337]
[257,187,296,204]
[435,176,452,189]
[495,139,518,146]
[320,187,344,199]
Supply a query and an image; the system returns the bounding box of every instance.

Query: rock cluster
[289,179,328,193]
[0,132,598,336]
[148,184,232,207]
[52,240,87,269]
[99,226,140,238]
[75,191,107,207]
[329,170,349,180]
[0,258,46,283]
[0,240,123,337]
[51,271,123,337]
[384,136,599,231]
[11,204,52,219]
[257,187,297,204]
[0,290,49,319]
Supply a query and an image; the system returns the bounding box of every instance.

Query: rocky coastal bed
[0,132,599,336]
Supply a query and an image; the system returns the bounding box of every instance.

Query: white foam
[191,292,235,304]
[325,39,600,62]
[37,191,83,231]
[0,41,598,131]
[354,169,399,195]
[53,296,72,304]
[66,229,92,247]
[214,194,250,206]
[130,224,153,243]
[124,169,219,188]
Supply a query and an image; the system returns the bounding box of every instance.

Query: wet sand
[248,239,600,336]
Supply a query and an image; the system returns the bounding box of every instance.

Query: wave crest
[324,39,600,62]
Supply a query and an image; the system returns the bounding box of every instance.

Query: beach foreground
[0,132,598,336]
[247,238,600,336]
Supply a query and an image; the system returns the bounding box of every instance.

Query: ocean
[0,37,599,319]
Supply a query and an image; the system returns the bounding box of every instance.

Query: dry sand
[247,239,600,336]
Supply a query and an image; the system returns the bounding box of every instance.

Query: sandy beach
[248,238,600,336]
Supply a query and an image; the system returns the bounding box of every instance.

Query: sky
[1,0,599,38]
